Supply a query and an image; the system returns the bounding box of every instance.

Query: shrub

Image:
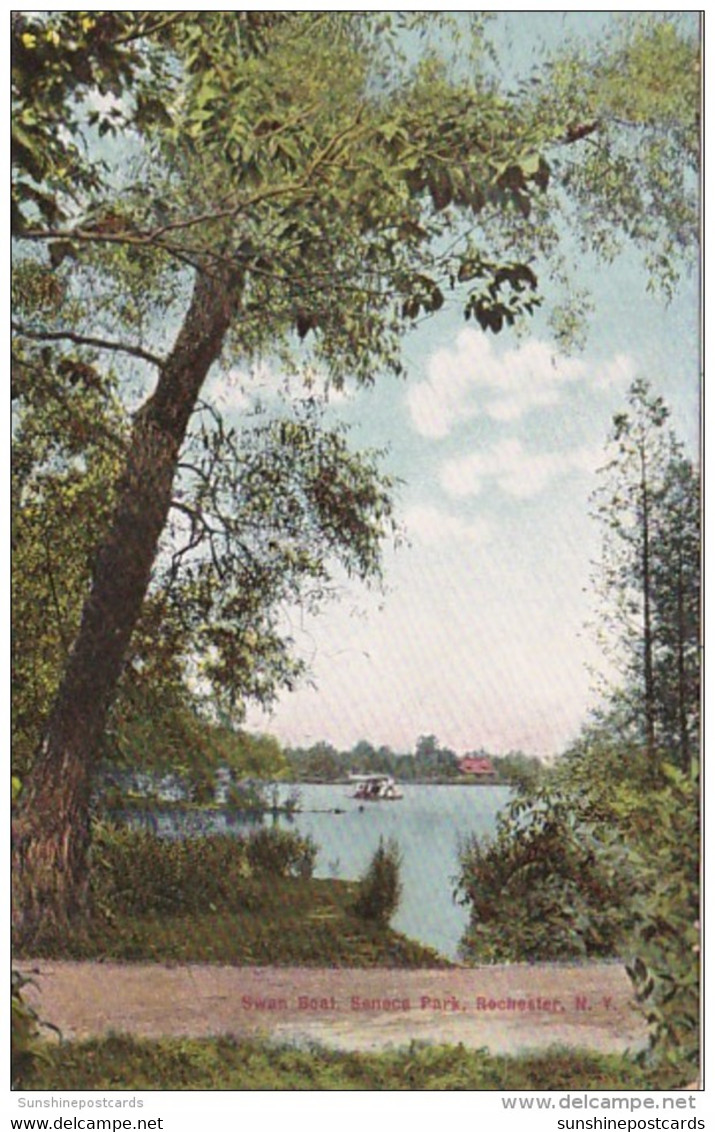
[12,970,60,1088]
[187,767,216,805]
[244,826,316,878]
[90,825,252,916]
[352,837,403,926]
[91,824,317,918]
[95,783,127,813]
[612,768,700,1071]
[454,750,700,1074]
[225,780,268,814]
[455,787,631,963]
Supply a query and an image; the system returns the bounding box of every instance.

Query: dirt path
[20,960,649,1056]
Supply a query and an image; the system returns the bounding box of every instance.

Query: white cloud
[406,329,628,437]
[406,343,478,438]
[403,504,493,546]
[440,438,601,499]
[483,338,587,422]
[206,371,251,416]
[590,352,637,392]
[206,362,353,419]
[206,360,294,417]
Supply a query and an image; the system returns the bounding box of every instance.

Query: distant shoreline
[287,777,506,787]
[108,778,508,816]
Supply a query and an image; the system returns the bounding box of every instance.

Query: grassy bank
[14,876,449,967]
[13,825,448,967]
[21,1034,690,1091]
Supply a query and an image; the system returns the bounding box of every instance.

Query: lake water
[129,783,512,960]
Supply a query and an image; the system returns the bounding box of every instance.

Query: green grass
[14,825,450,967]
[15,877,451,968]
[21,1034,692,1091]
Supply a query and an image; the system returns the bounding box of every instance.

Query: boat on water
[349,773,403,801]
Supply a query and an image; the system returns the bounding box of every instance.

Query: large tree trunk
[12,264,237,947]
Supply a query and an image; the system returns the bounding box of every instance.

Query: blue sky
[230,12,701,759]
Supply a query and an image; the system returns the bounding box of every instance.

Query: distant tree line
[92,723,544,808]
[283,733,544,785]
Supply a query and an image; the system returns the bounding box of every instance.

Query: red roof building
[458,755,496,777]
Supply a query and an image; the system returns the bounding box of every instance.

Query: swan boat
[349,773,403,801]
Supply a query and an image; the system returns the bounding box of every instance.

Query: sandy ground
[20,960,650,1056]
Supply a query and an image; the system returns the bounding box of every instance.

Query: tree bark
[12,263,238,947]
[674,545,692,774]
[639,446,658,783]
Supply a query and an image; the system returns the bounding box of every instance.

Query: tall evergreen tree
[651,454,700,771]
[591,379,700,777]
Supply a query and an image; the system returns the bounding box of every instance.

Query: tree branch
[113,12,187,46]
[167,500,215,576]
[12,322,164,368]
[562,120,601,144]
